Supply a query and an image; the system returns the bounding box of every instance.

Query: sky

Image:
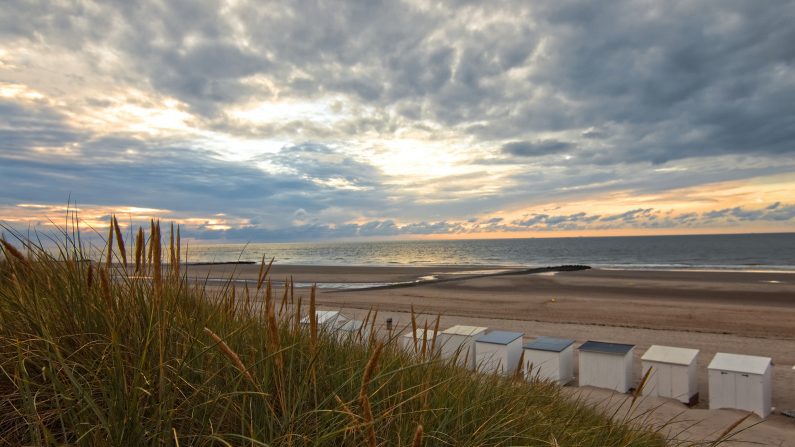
[1,0,794,241]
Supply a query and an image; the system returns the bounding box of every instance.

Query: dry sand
[187,264,795,445]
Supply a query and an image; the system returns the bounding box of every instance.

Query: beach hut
[300,310,346,328]
[641,345,700,404]
[335,319,369,341]
[578,341,635,393]
[401,328,439,354]
[474,331,524,375]
[438,325,488,369]
[522,337,575,384]
[708,353,773,418]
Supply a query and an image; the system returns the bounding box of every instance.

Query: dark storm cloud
[267,143,383,188]
[1,146,306,216]
[513,212,601,229]
[600,208,655,223]
[701,204,795,223]
[501,140,572,157]
[0,100,84,156]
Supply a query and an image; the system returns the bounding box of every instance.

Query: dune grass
[0,220,717,446]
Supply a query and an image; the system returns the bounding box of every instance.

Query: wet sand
[187,264,795,445]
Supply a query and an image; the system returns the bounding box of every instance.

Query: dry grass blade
[105,218,114,270]
[631,366,654,408]
[335,394,359,423]
[263,280,272,320]
[99,267,112,311]
[412,424,424,447]
[420,320,428,357]
[152,221,162,298]
[175,225,181,277]
[711,413,753,445]
[513,350,525,382]
[430,314,441,354]
[1,239,31,269]
[86,262,94,287]
[134,227,144,274]
[279,278,289,317]
[204,327,261,392]
[257,256,274,291]
[147,219,155,272]
[169,222,175,271]
[112,216,126,268]
[293,295,302,332]
[267,302,282,370]
[359,342,383,447]
[244,282,251,314]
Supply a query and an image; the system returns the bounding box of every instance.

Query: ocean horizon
[182,232,795,272]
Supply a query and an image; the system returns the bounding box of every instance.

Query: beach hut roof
[578,340,634,355]
[523,336,575,353]
[641,345,698,366]
[708,353,771,375]
[441,325,488,336]
[402,328,437,340]
[476,330,523,345]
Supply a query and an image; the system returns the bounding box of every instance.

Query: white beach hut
[708,353,773,418]
[300,310,346,328]
[522,337,575,384]
[475,331,524,375]
[335,319,369,341]
[401,328,439,354]
[438,325,488,369]
[474,330,524,375]
[578,341,635,393]
[641,345,700,404]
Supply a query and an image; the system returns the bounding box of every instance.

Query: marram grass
[0,220,731,446]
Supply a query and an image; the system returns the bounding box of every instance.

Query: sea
[186,233,795,272]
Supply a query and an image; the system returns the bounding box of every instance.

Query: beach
[188,264,795,445]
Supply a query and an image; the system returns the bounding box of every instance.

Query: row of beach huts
[303,310,776,419]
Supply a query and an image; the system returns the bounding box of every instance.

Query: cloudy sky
[1,0,794,241]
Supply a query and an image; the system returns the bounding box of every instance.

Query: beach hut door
[657,364,672,398]
[735,373,752,411]
[719,371,736,408]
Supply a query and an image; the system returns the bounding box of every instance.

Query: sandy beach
[187,264,795,445]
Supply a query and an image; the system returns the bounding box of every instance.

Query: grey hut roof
[578,340,634,355]
[523,337,575,353]
[475,330,523,345]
